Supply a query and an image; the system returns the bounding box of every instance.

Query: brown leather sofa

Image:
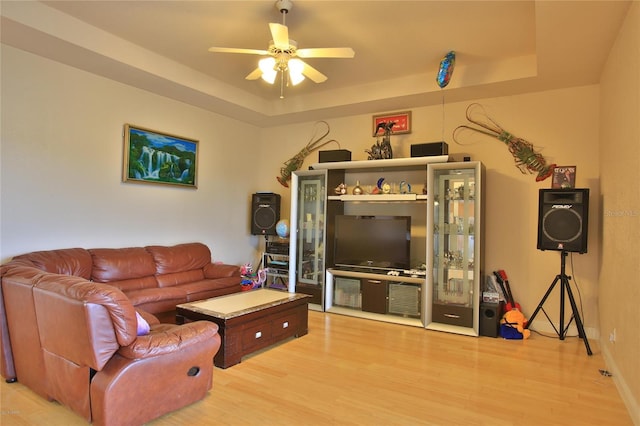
[0,242,242,425]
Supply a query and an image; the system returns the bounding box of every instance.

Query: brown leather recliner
[0,243,240,388]
[23,273,220,426]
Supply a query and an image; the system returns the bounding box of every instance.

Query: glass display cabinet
[426,161,484,336]
[289,170,333,309]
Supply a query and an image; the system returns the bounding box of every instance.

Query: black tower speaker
[251,193,280,235]
[537,188,589,253]
[479,302,503,338]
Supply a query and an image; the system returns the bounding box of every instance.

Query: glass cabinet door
[289,170,327,307]
[427,162,483,335]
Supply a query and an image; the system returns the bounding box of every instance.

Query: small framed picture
[372,111,412,136]
[551,166,576,189]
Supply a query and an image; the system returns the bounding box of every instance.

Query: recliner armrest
[117,321,219,360]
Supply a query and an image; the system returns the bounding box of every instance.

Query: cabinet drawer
[241,320,272,351]
[432,304,473,328]
[271,311,300,338]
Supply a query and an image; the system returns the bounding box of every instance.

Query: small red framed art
[372,111,412,136]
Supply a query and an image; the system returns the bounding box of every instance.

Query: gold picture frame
[123,124,198,188]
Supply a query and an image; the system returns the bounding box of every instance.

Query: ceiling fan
[208,0,355,98]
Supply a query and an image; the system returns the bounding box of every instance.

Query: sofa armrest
[203,263,241,279]
[117,321,219,360]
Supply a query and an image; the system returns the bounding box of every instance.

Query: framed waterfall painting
[123,124,198,188]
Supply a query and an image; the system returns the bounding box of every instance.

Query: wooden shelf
[328,194,428,202]
[310,156,449,171]
[328,268,425,285]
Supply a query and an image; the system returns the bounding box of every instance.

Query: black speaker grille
[542,208,582,242]
[254,206,276,228]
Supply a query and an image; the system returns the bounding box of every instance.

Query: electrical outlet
[609,328,616,343]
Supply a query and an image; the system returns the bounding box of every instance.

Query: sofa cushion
[104,276,158,293]
[90,247,156,283]
[12,248,92,279]
[155,269,205,288]
[124,287,187,314]
[146,243,210,274]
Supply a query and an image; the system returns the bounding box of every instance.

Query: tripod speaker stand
[525,251,592,355]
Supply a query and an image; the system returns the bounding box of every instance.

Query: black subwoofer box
[411,142,448,157]
[251,193,280,235]
[319,149,351,163]
[537,188,589,253]
[479,302,504,338]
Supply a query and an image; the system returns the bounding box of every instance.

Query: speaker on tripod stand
[527,188,592,355]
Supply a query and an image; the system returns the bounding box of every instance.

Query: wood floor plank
[1,311,632,425]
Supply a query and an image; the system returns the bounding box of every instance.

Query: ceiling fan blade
[297,47,355,59]
[245,68,263,80]
[300,60,328,83]
[269,23,289,50]
[208,47,268,55]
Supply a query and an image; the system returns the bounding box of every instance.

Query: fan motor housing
[276,0,293,14]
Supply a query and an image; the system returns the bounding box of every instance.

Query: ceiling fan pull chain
[280,70,285,99]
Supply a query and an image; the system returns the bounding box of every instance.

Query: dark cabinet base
[295,282,322,305]
[431,304,473,328]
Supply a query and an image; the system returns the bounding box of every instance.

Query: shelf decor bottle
[352,181,363,195]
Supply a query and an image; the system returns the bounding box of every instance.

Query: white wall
[1,45,260,265]
[598,2,640,422]
[1,42,604,337]
[257,87,603,337]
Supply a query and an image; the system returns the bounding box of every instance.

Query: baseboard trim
[528,322,599,340]
[600,343,640,425]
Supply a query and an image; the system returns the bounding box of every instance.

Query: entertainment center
[287,156,484,336]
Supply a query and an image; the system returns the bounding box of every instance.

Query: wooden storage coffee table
[176,289,310,368]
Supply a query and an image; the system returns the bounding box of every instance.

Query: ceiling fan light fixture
[288,58,305,85]
[258,57,277,84]
[207,0,354,97]
[261,71,277,84]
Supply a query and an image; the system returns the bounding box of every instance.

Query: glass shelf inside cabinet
[297,178,325,286]
[432,168,476,311]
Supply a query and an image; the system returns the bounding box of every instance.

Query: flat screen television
[333,215,411,271]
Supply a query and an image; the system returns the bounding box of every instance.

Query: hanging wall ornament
[277,121,339,187]
[436,51,456,88]
[453,103,555,181]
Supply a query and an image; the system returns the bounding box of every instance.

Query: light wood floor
[1,311,632,425]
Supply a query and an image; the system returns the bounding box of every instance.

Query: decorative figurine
[366,121,394,160]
